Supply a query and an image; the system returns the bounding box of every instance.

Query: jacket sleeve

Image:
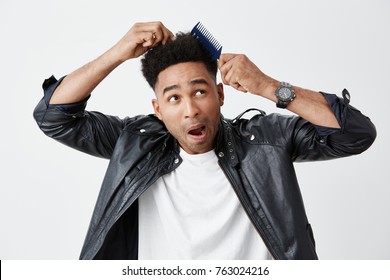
[33,75,131,159]
[289,89,376,162]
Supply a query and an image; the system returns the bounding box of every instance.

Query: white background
[0,0,389,260]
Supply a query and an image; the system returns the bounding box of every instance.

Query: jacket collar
[162,115,239,167]
[215,116,239,167]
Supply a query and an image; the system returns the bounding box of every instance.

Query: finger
[231,83,240,90]
[227,81,247,93]
[236,85,248,93]
[132,22,163,45]
[153,28,174,46]
[225,71,240,88]
[147,21,175,45]
[218,53,237,69]
[218,59,233,85]
[141,32,156,48]
[219,66,229,86]
[159,25,175,44]
[219,62,238,87]
[223,68,248,93]
[150,31,160,47]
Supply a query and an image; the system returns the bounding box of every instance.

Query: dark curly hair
[141,32,218,89]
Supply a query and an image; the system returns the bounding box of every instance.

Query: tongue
[189,127,204,136]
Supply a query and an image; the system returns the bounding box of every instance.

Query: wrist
[107,43,130,64]
[252,77,280,101]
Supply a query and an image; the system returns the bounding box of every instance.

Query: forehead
[155,62,215,92]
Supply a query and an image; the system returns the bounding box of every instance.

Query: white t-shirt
[138,148,271,260]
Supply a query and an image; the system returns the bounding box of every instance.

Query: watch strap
[276,100,290,109]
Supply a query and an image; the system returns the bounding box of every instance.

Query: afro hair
[141,32,218,89]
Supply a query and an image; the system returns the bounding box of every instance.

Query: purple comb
[191,22,222,61]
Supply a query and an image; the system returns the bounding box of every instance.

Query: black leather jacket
[33,76,376,260]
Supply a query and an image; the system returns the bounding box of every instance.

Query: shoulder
[225,110,309,145]
[228,110,302,133]
[122,114,167,135]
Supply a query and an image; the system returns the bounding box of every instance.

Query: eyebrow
[162,78,210,95]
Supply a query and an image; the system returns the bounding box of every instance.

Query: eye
[168,95,179,102]
[195,90,206,96]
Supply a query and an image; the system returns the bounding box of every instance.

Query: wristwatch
[275,82,296,108]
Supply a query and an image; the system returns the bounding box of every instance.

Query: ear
[152,98,163,120]
[217,83,224,106]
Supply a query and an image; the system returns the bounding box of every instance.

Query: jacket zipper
[218,161,279,260]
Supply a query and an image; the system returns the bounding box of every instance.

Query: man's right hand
[49,21,174,105]
[113,21,175,62]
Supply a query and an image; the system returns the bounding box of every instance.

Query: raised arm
[49,21,175,105]
[218,53,340,128]
[34,22,174,159]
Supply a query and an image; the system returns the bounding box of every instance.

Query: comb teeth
[191,22,222,61]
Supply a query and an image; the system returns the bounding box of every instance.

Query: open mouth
[188,125,206,136]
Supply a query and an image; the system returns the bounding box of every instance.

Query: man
[33,21,376,260]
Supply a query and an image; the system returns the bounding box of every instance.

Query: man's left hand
[218,53,277,96]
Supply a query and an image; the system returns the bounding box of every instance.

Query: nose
[184,98,199,119]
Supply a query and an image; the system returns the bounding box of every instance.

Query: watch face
[277,87,292,101]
